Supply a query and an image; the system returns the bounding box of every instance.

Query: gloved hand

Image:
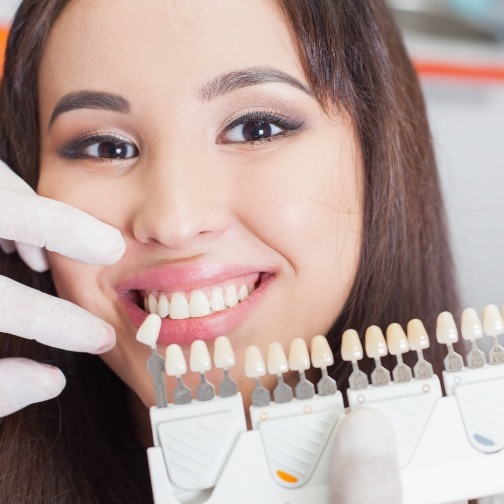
[330,408,402,504]
[0,160,125,417]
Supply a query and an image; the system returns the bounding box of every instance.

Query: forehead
[38,0,306,106]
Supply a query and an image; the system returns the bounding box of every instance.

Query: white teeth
[189,290,211,318]
[136,314,162,348]
[224,285,238,307]
[170,292,190,320]
[157,293,170,318]
[210,287,225,312]
[142,281,255,320]
[148,293,158,315]
[238,284,249,301]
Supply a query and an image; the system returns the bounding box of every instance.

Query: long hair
[0,0,458,502]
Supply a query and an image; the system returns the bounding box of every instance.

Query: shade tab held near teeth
[136,314,162,348]
[165,344,187,376]
[213,336,235,369]
[189,340,212,374]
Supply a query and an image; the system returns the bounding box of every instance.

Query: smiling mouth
[135,272,266,321]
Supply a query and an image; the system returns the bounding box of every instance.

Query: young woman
[0,0,458,502]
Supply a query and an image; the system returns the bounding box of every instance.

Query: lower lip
[119,274,273,346]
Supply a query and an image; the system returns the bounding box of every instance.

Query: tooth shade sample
[148,292,157,314]
[267,342,289,375]
[165,344,187,376]
[213,336,235,369]
[288,338,311,371]
[365,326,388,358]
[224,285,238,307]
[189,290,211,318]
[436,312,458,344]
[461,308,484,340]
[406,319,430,350]
[386,323,409,355]
[136,313,162,348]
[310,335,334,368]
[210,287,225,311]
[170,292,189,319]
[483,304,504,336]
[189,340,212,373]
[238,284,249,301]
[341,329,364,361]
[245,346,266,378]
[157,294,170,318]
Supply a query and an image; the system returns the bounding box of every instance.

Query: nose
[131,152,230,250]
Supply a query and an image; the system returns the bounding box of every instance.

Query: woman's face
[37,0,363,414]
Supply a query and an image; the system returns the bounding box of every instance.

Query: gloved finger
[0,161,125,265]
[15,241,50,273]
[0,357,66,417]
[0,276,116,354]
[330,408,402,504]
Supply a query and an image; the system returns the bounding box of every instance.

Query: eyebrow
[48,90,130,128]
[196,66,312,101]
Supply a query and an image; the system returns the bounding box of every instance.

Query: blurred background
[0,0,503,315]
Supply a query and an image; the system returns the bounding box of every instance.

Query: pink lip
[116,264,274,346]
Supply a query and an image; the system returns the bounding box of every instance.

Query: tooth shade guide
[266,342,293,404]
[406,319,434,379]
[364,326,391,386]
[341,329,368,390]
[214,337,238,397]
[136,313,162,348]
[386,323,412,383]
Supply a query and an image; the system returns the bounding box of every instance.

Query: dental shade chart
[137,305,504,504]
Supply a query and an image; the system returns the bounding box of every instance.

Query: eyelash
[57,110,304,161]
[218,111,304,145]
[58,132,139,162]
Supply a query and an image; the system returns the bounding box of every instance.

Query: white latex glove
[0,160,126,417]
[330,408,402,504]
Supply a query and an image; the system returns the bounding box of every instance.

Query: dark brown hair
[0,0,458,502]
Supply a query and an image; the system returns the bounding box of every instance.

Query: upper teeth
[143,283,254,320]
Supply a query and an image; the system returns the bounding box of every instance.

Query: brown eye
[87,140,138,159]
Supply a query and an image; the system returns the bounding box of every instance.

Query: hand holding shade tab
[0,160,125,417]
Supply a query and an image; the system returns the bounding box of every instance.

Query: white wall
[0,0,19,24]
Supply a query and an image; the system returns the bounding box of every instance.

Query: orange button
[276,469,298,484]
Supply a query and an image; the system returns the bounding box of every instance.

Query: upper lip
[115,262,269,293]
